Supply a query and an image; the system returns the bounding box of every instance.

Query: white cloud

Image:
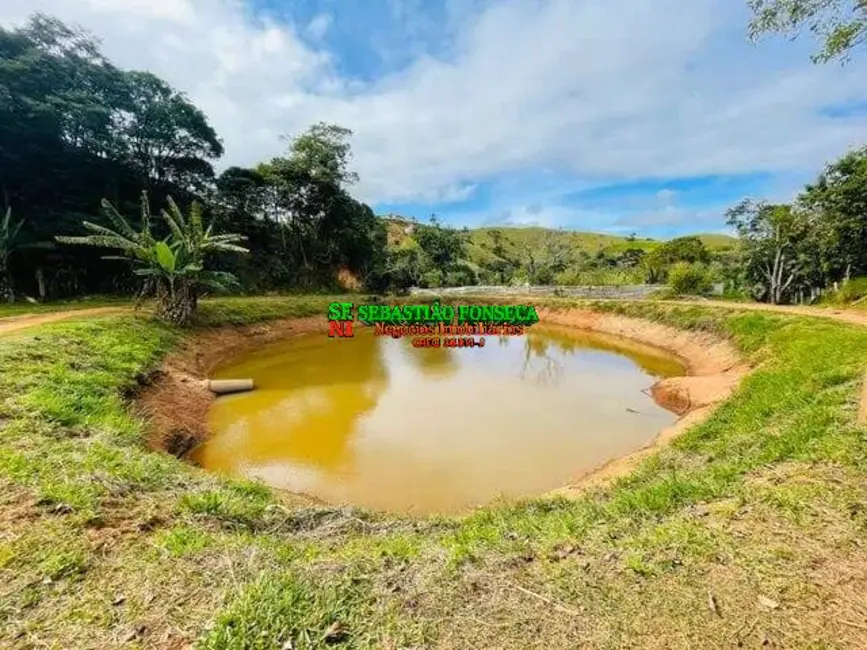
[304,12,332,40]
[656,189,678,204]
[2,0,865,211]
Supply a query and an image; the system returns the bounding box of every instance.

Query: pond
[190,325,684,514]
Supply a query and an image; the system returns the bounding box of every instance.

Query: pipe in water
[205,378,254,395]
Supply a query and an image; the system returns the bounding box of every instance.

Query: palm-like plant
[56,193,159,306]
[57,192,248,324]
[1,207,25,303]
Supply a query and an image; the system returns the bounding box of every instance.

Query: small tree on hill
[57,192,248,324]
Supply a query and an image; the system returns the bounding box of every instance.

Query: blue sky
[3,0,866,238]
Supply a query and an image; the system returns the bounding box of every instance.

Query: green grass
[1,295,866,649]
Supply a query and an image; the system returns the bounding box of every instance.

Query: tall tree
[116,71,223,189]
[641,236,710,283]
[282,122,359,188]
[747,0,867,63]
[415,216,467,270]
[726,199,815,303]
[252,124,386,289]
[0,14,225,300]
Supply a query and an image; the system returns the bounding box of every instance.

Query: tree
[747,0,867,63]
[658,236,711,265]
[384,241,425,291]
[281,122,359,188]
[260,123,383,288]
[116,71,223,188]
[483,229,520,284]
[522,231,573,284]
[725,199,813,304]
[57,193,247,324]
[0,14,225,300]
[641,236,710,283]
[0,208,25,302]
[415,216,467,270]
[617,247,646,269]
[667,262,714,296]
[798,145,867,282]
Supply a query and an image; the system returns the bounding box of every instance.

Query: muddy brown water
[190,325,684,514]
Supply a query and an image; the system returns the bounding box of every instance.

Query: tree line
[0,13,389,314]
[2,7,865,321]
[725,147,867,304]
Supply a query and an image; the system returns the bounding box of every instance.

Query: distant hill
[380,216,737,257]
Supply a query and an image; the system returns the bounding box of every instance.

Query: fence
[409,284,726,299]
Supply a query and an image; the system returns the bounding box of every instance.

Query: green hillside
[380,216,738,288]
[382,217,735,255]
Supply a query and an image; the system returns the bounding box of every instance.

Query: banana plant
[56,192,157,265]
[57,192,248,324]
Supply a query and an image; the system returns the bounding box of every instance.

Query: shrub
[667,262,713,295]
[554,268,643,286]
[837,277,867,304]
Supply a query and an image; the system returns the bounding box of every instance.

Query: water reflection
[520,332,565,386]
[192,332,386,476]
[401,337,458,378]
[193,326,684,513]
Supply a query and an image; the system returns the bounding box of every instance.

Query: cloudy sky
[3,0,866,236]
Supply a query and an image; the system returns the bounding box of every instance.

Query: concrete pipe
[205,378,254,395]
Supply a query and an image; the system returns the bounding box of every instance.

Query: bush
[419,269,444,288]
[837,277,867,303]
[554,268,644,286]
[667,262,713,295]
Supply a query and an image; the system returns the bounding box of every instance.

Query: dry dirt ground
[0,307,130,335]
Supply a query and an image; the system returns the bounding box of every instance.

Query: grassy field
[1,296,866,649]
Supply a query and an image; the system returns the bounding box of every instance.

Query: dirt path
[0,306,130,336]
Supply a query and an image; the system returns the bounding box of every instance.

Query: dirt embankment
[138,307,749,498]
[535,308,749,495]
[136,317,326,456]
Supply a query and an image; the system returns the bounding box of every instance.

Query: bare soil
[136,316,326,456]
[0,306,129,335]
